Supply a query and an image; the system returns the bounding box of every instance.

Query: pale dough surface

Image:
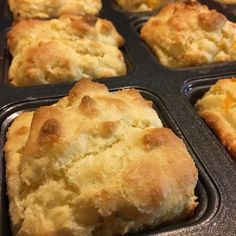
[115,0,185,12]
[7,15,126,87]
[141,1,236,68]
[196,78,236,160]
[5,79,198,236]
[8,0,102,19]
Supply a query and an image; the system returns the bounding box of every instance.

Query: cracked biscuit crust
[5,79,198,236]
[140,1,236,68]
[196,78,236,160]
[7,15,126,87]
[8,0,101,19]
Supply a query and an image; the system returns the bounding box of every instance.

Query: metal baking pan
[0,0,236,235]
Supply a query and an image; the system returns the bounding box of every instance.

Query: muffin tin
[0,0,236,235]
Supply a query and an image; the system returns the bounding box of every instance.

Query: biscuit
[195,78,236,160]
[140,1,236,68]
[7,15,126,87]
[115,0,164,12]
[5,79,198,236]
[8,0,102,19]
[115,0,186,12]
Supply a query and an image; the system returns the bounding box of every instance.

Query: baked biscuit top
[196,78,236,159]
[8,0,102,19]
[5,79,198,236]
[141,1,236,68]
[7,15,126,87]
[115,0,164,12]
[115,0,187,12]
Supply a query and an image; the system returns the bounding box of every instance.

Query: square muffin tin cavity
[0,0,236,235]
[0,90,218,236]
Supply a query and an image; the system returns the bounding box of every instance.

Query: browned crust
[8,0,102,20]
[195,78,236,160]
[140,1,234,68]
[5,79,198,236]
[7,15,126,87]
[200,111,236,159]
[115,0,164,12]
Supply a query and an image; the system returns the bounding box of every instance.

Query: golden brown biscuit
[115,0,164,12]
[5,79,198,236]
[8,0,102,19]
[7,15,126,87]
[195,78,236,160]
[115,0,186,12]
[140,1,236,68]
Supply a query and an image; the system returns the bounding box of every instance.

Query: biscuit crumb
[141,1,236,68]
[5,79,198,235]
